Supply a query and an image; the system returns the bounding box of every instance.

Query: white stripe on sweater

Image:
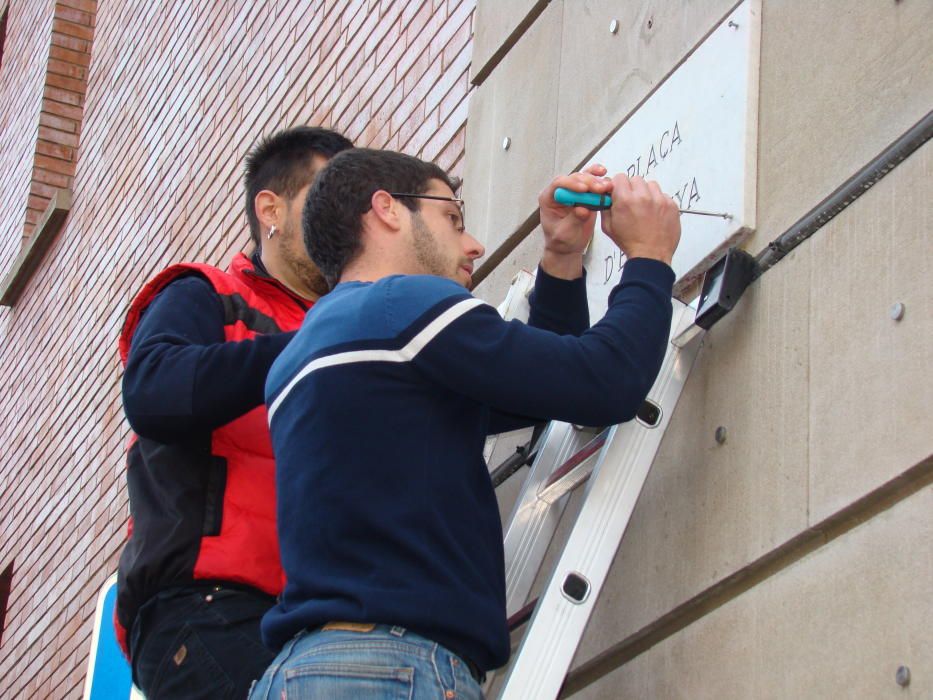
[267,297,486,423]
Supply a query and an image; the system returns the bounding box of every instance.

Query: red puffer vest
[114,253,311,657]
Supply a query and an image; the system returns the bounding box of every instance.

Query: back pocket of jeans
[284,663,413,700]
[149,625,235,698]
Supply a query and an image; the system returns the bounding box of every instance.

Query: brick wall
[0,1,475,696]
[0,1,55,263]
[26,0,95,241]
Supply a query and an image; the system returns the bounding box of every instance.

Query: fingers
[581,163,608,177]
[611,175,670,204]
[565,171,611,193]
[610,173,633,195]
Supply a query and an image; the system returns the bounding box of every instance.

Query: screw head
[889,302,905,321]
[896,665,910,687]
[714,426,727,445]
[609,19,619,34]
[502,136,511,151]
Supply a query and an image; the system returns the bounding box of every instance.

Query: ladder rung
[507,598,538,632]
[537,428,609,504]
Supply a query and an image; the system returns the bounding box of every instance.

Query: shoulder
[120,270,221,359]
[158,273,214,295]
[128,264,222,315]
[143,274,219,313]
[381,275,481,333]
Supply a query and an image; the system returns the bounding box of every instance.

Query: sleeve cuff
[619,257,675,292]
[533,264,588,314]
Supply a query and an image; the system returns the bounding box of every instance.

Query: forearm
[527,265,590,337]
[123,333,293,441]
[539,249,584,280]
[421,258,675,428]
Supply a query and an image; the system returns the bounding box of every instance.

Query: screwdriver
[553,187,732,220]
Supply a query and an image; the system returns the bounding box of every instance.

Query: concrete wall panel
[462,1,562,262]
[750,0,933,254]
[573,486,933,699]
[807,143,933,523]
[554,0,739,175]
[471,0,547,85]
[467,0,932,696]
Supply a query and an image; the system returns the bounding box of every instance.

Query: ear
[254,190,283,232]
[368,190,404,232]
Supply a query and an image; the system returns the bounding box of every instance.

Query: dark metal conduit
[755,109,933,275]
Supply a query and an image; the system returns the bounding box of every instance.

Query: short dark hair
[303,148,458,288]
[243,126,354,246]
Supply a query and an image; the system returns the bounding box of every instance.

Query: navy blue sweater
[263,258,674,670]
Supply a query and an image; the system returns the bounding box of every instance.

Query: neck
[260,246,319,302]
[340,253,412,285]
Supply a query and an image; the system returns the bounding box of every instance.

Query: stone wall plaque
[584,0,761,313]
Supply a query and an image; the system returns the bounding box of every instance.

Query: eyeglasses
[388,193,466,233]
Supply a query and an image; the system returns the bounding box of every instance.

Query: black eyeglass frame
[387,193,464,206]
[387,192,466,230]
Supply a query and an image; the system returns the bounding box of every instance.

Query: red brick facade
[26,1,96,241]
[0,1,475,696]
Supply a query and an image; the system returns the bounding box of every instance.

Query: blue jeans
[249,624,484,700]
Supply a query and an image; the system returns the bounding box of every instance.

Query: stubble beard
[411,214,461,284]
[281,218,330,297]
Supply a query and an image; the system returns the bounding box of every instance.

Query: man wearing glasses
[250,148,680,699]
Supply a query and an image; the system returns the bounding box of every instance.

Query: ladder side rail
[501,421,601,616]
[498,301,701,700]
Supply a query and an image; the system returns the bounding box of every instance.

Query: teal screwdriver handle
[553,187,611,210]
[555,186,733,220]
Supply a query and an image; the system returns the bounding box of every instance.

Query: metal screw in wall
[714,426,727,445]
[889,302,905,321]
[502,136,511,151]
[609,19,619,34]
[896,665,910,687]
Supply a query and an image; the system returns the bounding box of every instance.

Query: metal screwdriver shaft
[553,187,732,220]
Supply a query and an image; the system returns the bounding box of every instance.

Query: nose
[464,232,485,260]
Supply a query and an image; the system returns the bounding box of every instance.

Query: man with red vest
[115,126,354,699]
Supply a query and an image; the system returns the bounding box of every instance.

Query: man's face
[406,179,485,288]
[278,155,330,297]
